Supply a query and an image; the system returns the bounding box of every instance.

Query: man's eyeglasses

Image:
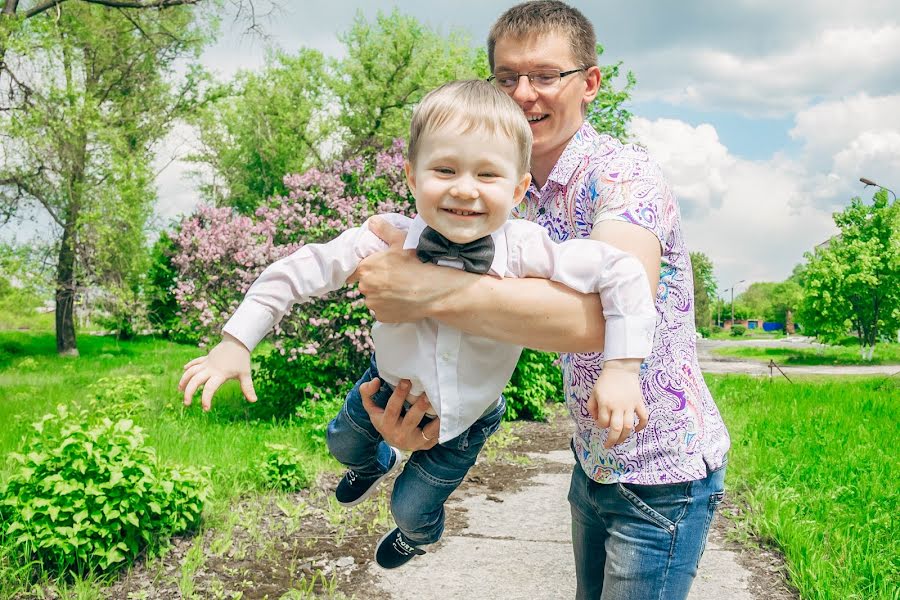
[487,68,585,91]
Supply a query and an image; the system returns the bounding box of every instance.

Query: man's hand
[361,377,440,451]
[353,216,459,323]
[178,332,258,411]
[586,359,648,448]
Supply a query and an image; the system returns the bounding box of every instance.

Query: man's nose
[510,75,538,104]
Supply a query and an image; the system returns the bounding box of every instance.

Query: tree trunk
[55,212,78,356]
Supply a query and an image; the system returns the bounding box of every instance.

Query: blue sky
[151,1,900,294]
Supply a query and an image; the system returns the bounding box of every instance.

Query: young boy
[179,79,656,570]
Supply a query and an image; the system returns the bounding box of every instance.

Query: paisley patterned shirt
[512,122,730,485]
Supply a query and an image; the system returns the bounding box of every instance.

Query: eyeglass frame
[487,68,586,90]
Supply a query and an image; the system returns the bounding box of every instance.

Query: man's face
[406,125,531,244]
[492,32,599,167]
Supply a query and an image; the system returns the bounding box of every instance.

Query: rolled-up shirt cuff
[603,315,656,360]
[222,302,277,352]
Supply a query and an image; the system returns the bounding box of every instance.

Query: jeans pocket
[615,483,675,535]
[696,490,726,568]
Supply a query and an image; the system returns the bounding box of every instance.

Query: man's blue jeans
[326,355,505,545]
[568,454,727,600]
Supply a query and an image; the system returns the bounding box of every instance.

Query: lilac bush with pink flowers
[169,140,415,419]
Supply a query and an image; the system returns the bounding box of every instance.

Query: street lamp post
[860,177,897,202]
[723,280,746,327]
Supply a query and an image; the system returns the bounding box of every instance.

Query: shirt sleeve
[588,144,676,251]
[506,221,656,360]
[223,214,409,351]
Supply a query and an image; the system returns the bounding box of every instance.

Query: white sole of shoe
[336,447,403,508]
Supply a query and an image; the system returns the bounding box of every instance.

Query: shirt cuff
[603,315,656,360]
[222,302,277,352]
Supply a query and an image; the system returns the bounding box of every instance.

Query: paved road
[697,337,900,376]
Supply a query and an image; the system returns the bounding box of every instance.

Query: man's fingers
[360,379,384,414]
[635,401,649,433]
[400,394,429,433]
[239,374,258,403]
[182,371,210,406]
[200,375,224,411]
[422,417,441,449]
[369,216,406,246]
[382,379,409,422]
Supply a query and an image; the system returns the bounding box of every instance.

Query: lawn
[712,343,900,365]
[708,375,898,600]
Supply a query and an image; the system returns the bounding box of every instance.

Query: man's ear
[404,161,416,194]
[582,65,602,106]
[513,172,532,204]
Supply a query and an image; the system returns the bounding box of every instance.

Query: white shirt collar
[402,215,508,277]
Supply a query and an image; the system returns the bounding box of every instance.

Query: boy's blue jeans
[568,451,727,600]
[326,355,505,545]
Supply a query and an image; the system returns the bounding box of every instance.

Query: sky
[65,1,900,296]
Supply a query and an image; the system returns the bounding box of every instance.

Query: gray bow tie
[416,227,495,274]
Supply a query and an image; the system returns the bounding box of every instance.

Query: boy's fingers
[596,405,611,429]
[239,374,257,403]
[586,395,599,421]
[182,371,209,406]
[178,363,204,391]
[183,356,205,370]
[635,401,649,433]
[201,375,224,411]
[369,216,406,246]
[605,411,625,448]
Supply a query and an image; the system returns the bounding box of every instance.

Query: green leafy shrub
[502,350,563,421]
[260,443,311,491]
[0,406,209,577]
[697,326,711,338]
[730,325,747,337]
[86,375,151,420]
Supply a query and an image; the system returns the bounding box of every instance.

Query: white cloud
[632,25,900,116]
[630,117,836,287]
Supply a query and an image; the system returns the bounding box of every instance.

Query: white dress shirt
[224,214,655,443]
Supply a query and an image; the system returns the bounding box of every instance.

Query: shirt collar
[545,121,600,187]
[403,215,508,277]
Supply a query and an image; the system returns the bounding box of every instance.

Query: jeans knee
[392,499,443,543]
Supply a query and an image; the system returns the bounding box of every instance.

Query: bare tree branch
[24,0,201,20]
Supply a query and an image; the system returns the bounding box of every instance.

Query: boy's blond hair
[408,80,532,176]
[487,1,597,73]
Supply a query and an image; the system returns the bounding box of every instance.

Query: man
[355,2,730,598]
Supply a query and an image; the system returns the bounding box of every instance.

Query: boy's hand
[178,332,257,411]
[587,358,649,448]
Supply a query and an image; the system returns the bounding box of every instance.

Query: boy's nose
[450,182,479,199]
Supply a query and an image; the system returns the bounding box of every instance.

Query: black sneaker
[334,446,402,507]
[375,527,426,569]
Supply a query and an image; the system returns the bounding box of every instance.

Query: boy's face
[406,125,531,244]
[492,31,600,166]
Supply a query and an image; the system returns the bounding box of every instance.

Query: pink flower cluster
[171,142,416,360]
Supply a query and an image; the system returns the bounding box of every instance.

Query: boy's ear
[513,172,532,204]
[404,161,416,194]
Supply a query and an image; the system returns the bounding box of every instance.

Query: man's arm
[356,218,606,354]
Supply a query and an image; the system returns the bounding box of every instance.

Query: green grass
[713,343,900,366]
[709,375,899,600]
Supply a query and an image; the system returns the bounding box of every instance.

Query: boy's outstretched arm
[179,332,257,411]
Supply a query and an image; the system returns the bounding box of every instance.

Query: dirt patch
[31,404,795,599]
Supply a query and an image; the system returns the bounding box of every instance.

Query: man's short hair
[408,80,532,176]
[488,1,597,73]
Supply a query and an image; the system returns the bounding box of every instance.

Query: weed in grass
[482,424,521,463]
[281,571,347,599]
[177,535,207,599]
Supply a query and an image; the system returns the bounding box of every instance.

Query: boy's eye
[434,167,454,174]
[479,173,498,178]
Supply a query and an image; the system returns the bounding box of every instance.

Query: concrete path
[370,450,760,599]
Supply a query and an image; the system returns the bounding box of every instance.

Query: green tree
[0,1,211,353]
[329,9,485,155]
[586,45,636,141]
[799,190,900,358]
[189,48,333,214]
[690,251,716,330]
